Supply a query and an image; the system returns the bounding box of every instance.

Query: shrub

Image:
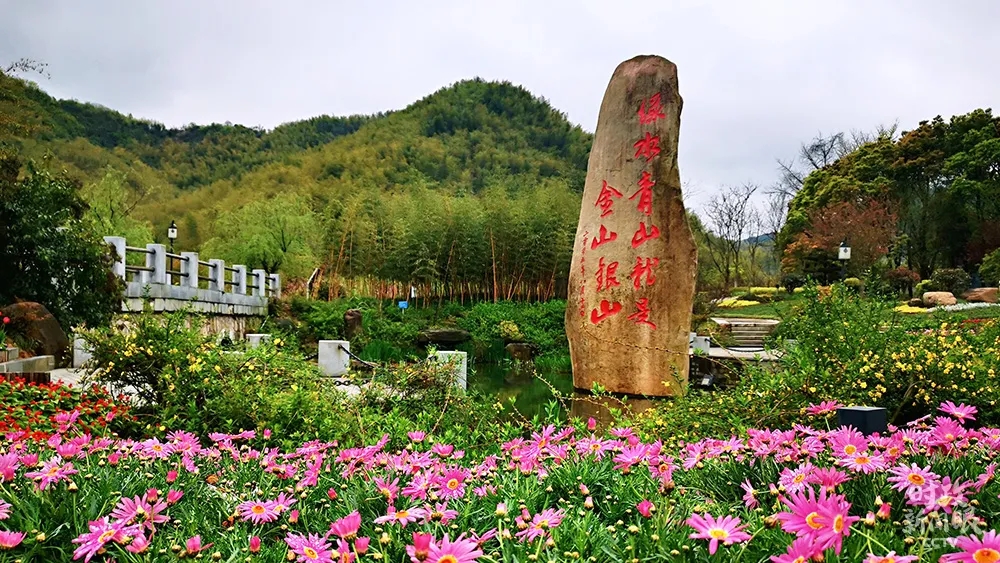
[0,376,135,439]
[843,277,864,291]
[930,268,971,295]
[780,273,806,293]
[0,154,123,329]
[979,247,1000,286]
[882,266,921,295]
[914,279,938,296]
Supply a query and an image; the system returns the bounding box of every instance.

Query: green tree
[80,166,154,243]
[202,193,321,277]
[0,152,121,328]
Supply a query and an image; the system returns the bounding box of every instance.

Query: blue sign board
[398,301,409,310]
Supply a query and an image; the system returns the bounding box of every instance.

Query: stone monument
[566,55,697,397]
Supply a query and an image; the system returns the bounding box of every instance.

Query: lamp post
[838,238,852,281]
[167,220,178,284]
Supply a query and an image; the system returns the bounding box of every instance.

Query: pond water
[467,362,574,419]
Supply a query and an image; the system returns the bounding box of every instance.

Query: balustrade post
[146,244,166,285]
[103,236,126,280]
[209,259,226,292]
[232,265,248,295]
[252,269,267,297]
[268,273,281,298]
[180,252,200,289]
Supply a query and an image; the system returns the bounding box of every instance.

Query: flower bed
[0,377,131,440]
[0,402,997,562]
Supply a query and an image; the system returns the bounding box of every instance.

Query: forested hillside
[1,70,593,299]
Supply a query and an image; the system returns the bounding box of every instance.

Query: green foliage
[79,166,154,243]
[930,268,971,295]
[201,193,322,277]
[979,247,1000,286]
[0,153,122,329]
[914,279,937,296]
[843,276,864,290]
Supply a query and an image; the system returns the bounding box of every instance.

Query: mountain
[1,71,592,294]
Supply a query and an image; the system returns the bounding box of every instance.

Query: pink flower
[285,532,334,563]
[327,488,339,500]
[408,431,426,442]
[185,535,211,553]
[355,536,370,554]
[775,487,858,555]
[587,417,597,431]
[126,533,150,554]
[770,536,821,563]
[888,463,939,496]
[431,443,455,457]
[0,530,26,549]
[0,499,10,520]
[863,552,918,563]
[427,534,483,563]
[24,457,78,490]
[238,499,280,524]
[686,513,752,555]
[636,499,654,518]
[374,506,427,527]
[837,452,886,474]
[249,536,261,553]
[435,468,468,500]
[806,400,843,416]
[0,452,20,482]
[329,511,362,540]
[407,532,433,563]
[72,518,137,562]
[940,529,1000,563]
[109,495,168,531]
[741,480,759,509]
[166,489,184,504]
[375,476,400,502]
[939,401,977,423]
[514,508,565,542]
[166,470,178,483]
[289,509,300,524]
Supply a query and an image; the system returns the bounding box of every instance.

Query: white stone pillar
[103,236,126,280]
[430,351,468,390]
[319,340,350,377]
[232,265,248,295]
[209,259,226,292]
[146,244,167,285]
[181,252,200,289]
[247,333,271,348]
[268,273,281,298]
[252,269,267,296]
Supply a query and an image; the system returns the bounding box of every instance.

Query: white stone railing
[104,236,280,316]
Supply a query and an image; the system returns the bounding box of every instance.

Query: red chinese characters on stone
[627,298,656,329]
[637,93,666,125]
[594,180,623,218]
[631,222,660,248]
[595,257,620,291]
[630,171,655,216]
[591,225,618,250]
[629,257,659,290]
[633,132,661,162]
[590,299,622,325]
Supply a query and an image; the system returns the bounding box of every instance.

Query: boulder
[962,287,998,303]
[417,327,471,345]
[922,292,957,307]
[344,309,363,340]
[907,298,926,308]
[505,342,537,363]
[1,302,69,366]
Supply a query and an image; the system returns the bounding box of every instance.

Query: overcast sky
[3,0,999,210]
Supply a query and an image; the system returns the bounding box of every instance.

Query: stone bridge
[103,236,280,338]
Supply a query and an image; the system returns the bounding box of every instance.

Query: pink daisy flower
[374,506,427,527]
[837,452,886,474]
[434,468,468,500]
[329,511,362,540]
[940,529,1000,563]
[285,532,334,563]
[741,479,759,509]
[375,477,400,502]
[636,499,654,518]
[0,530,26,549]
[515,508,565,542]
[769,536,821,563]
[779,462,815,492]
[71,517,137,563]
[24,457,78,491]
[864,552,918,563]
[888,463,939,495]
[939,401,977,423]
[686,513,752,555]
[806,400,842,416]
[238,499,280,524]
[407,532,433,563]
[426,533,483,563]
[0,499,10,520]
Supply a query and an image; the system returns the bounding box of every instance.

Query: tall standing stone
[566,55,697,397]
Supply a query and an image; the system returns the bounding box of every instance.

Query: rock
[505,342,537,363]
[922,292,957,307]
[417,327,470,345]
[907,298,925,308]
[344,309,363,340]
[565,55,697,397]
[962,287,998,303]
[1,302,70,366]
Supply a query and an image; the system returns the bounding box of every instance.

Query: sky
[3,0,1000,210]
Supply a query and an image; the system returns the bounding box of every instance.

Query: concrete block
[104,236,126,279]
[429,350,468,390]
[247,333,271,348]
[252,269,267,297]
[72,337,93,369]
[209,259,226,292]
[319,340,350,377]
[232,265,248,295]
